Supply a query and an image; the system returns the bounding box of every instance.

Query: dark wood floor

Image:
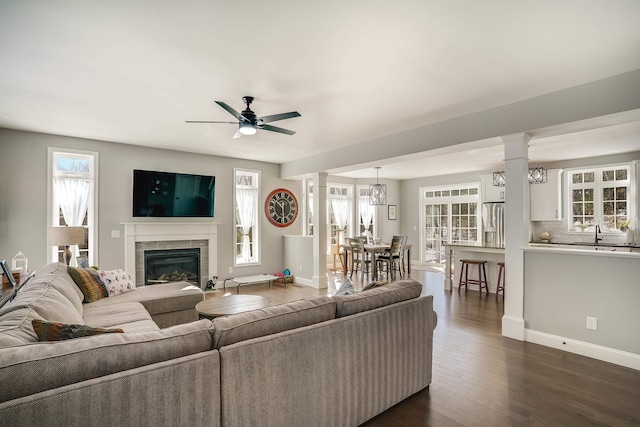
[206,268,640,427]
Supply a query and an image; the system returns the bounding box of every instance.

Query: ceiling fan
[186,96,301,138]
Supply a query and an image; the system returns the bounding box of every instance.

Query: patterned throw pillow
[97,269,136,297]
[32,319,124,341]
[334,277,355,296]
[67,266,108,303]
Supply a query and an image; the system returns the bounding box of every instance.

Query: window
[234,169,260,265]
[568,164,632,232]
[49,149,98,266]
[421,184,480,262]
[327,184,352,248]
[356,185,376,238]
[305,179,314,236]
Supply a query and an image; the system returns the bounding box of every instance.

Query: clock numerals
[266,189,298,227]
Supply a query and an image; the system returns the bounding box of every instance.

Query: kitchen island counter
[443,244,505,291]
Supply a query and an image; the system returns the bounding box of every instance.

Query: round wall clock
[265,188,298,227]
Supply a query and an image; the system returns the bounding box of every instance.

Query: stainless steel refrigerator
[482,202,505,247]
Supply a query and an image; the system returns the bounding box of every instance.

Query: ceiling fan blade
[259,111,301,123]
[215,101,243,120]
[185,120,239,124]
[262,124,296,135]
[233,129,243,139]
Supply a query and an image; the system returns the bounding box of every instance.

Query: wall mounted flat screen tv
[133,169,215,217]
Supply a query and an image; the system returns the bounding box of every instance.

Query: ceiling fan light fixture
[238,122,257,135]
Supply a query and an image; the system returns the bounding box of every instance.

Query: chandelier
[492,167,548,186]
[369,167,387,205]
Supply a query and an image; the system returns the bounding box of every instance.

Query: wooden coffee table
[195,294,272,319]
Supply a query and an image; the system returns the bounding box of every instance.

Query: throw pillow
[334,277,355,296]
[67,266,108,303]
[362,280,388,291]
[32,319,124,341]
[98,269,136,297]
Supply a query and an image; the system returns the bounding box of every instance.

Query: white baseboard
[525,329,640,371]
[502,315,525,340]
[293,277,313,287]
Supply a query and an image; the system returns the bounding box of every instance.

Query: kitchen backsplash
[531,221,636,245]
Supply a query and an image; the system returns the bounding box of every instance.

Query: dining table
[343,242,412,280]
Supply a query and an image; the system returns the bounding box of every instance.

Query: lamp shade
[48,226,86,247]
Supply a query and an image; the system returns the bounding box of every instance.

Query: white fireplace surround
[123,222,219,287]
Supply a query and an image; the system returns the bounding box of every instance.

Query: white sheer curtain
[331,199,349,244]
[236,187,257,262]
[54,176,90,264]
[359,198,374,236]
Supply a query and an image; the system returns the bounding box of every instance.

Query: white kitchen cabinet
[530,169,563,221]
[480,173,505,202]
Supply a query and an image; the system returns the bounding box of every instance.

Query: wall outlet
[299,265,303,272]
[111,230,120,238]
[413,225,417,231]
[228,267,233,274]
[586,316,598,330]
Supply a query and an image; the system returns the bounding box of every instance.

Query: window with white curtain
[328,184,352,248]
[49,149,97,265]
[234,169,260,265]
[357,185,376,238]
[305,179,314,236]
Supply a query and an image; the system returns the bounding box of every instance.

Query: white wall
[0,128,302,281]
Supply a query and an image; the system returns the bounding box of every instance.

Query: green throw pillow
[32,319,124,341]
[67,266,108,303]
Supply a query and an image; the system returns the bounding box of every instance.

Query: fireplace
[144,248,200,286]
[123,222,219,290]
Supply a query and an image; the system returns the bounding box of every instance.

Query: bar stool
[458,259,489,296]
[495,262,505,300]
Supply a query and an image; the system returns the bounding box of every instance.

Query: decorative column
[502,132,531,340]
[311,172,329,289]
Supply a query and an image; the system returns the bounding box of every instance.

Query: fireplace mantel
[123,222,219,286]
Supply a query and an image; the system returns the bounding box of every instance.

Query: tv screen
[133,169,215,217]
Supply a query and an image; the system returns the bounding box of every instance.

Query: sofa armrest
[0,350,220,427]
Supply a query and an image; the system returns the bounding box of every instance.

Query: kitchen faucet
[595,224,603,244]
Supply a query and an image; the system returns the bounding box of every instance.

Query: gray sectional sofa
[0,262,437,427]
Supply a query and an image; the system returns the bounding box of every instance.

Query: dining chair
[349,238,371,281]
[376,235,406,281]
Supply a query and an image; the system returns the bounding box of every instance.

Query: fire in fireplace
[144,248,200,286]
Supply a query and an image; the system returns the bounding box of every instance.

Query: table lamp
[48,226,86,265]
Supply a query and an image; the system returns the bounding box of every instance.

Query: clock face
[266,188,298,227]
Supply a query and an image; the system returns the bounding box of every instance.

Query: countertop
[529,240,640,249]
[443,244,505,253]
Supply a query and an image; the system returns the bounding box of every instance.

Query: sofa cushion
[97,269,136,297]
[82,301,157,332]
[25,262,85,312]
[211,296,335,349]
[32,319,124,341]
[0,308,44,347]
[0,282,84,325]
[67,266,108,303]
[333,279,422,317]
[84,281,204,316]
[0,319,214,403]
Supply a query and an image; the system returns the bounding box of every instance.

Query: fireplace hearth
[144,248,200,286]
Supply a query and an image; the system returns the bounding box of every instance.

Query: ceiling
[2,1,640,180]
